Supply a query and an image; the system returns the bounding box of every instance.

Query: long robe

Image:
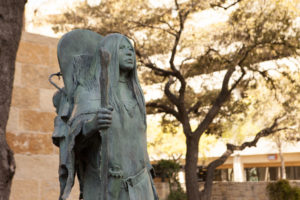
[61,83,158,200]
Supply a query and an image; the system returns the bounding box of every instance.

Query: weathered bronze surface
[51,29,158,200]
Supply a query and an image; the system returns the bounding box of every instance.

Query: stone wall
[7,32,81,200]
[208,181,300,200]
[159,182,270,200]
[209,182,269,200]
[157,181,300,200]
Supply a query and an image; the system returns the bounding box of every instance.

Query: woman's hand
[92,106,113,130]
[83,106,113,137]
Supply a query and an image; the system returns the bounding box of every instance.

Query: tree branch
[158,19,178,33]
[146,102,180,120]
[194,45,255,137]
[170,0,190,72]
[166,0,192,130]
[228,66,246,93]
[246,65,279,99]
[193,66,236,137]
[174,0,180,11]
[179,57,193,68]
[164,77,180,108]
[135,48,176,77]
[142,59,176,77]
[210,0,243,10]
[201,115,286,199]
[129,20,177,36]
[228,119,286,151]
[188,101,202,114]
[205,47,231,64]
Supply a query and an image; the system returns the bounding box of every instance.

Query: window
[245,167,268,181]
[269,167,279,180]
[286,166,300,180]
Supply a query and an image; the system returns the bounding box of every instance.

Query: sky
[25,0,84,37]
[24,0,230,38]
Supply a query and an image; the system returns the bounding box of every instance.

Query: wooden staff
[99,48,110,200]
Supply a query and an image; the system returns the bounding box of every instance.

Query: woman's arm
[82,106,113,138]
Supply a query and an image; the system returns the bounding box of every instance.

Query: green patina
[51,29,158,200]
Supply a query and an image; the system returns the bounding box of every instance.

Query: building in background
[201,139,300,182]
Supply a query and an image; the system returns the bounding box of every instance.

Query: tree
[268,70,300,180]
[0,0,26,199]
[201,71,300,199]
[45,0,300,199]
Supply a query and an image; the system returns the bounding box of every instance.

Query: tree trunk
[201,170,213,200]
[276,137,286,179]
[279,148,286,179]
[0,1,26,199]
[200,150,233,200]
[185,136,200,200]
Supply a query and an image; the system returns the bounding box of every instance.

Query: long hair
[90,33,146,123]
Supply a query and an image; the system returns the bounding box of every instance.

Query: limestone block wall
[209,182,269,200]
[209,181,300,200]
[157,181,300,200]
[6,32,80,200]
[158,182,270,200]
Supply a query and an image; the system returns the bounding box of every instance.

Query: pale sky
[24,0,231,104]
[24,0,230,38]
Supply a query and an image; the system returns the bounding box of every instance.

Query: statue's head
[118,37,135,72]
[98,33,137,82]
[97,33,146,122]
[68,33,145,124]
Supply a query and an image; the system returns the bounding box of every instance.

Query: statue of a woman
[57,33,158,200]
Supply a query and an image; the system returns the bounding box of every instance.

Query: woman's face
[118,38,135,72]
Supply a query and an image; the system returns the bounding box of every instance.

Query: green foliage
[267,179,300,200]
[154,159,183,193]
[155,159,187,200]
[155,159,181,181]
[161,115,180,135]
[167,189,187,200]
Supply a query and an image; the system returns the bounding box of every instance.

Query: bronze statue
[50,30,158,200]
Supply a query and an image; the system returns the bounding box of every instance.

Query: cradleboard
[49,29,103,199]
[52,29,103,102]
[50,28,104,144]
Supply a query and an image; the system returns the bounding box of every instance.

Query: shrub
[167,189,187,200]
[154,159,181,181]
[267,179,300,200]
[154,159,182,190]
[154,159,186,199]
